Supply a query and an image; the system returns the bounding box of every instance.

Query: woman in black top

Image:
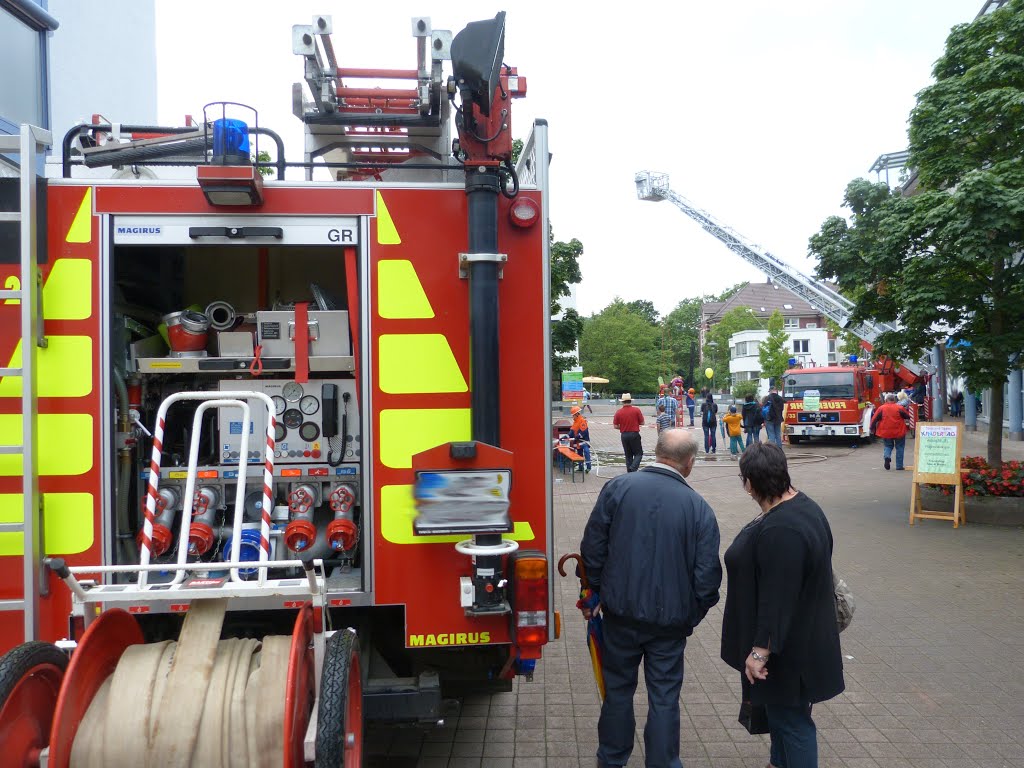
[721,442,844,768]
[700,393,718,455]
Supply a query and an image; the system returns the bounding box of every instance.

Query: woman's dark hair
[739,442,793,502]
[744,393,755,403]
[705,392,714,402]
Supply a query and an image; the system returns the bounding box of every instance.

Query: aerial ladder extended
[634,171,923,380]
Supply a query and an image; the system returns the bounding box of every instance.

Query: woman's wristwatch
[750,650,768,663]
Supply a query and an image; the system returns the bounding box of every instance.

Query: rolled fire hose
[70,599,291,767]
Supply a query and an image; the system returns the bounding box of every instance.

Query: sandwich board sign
[909,423,965,528]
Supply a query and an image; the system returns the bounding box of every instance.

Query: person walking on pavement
[685,388,696,426]
[741,392,764,448]
[613,393,645,472]
[700,392,718,454]
[764,386,785,447]
[569,405,593,473]
[657,388,679,428]
[723,405,744,458]
[950,389,964,418]
[870,393,911,471]
[582,388,594,414]
[722,442,845,768]
[581,429,722,768]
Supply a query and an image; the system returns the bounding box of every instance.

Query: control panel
[217,378,360,464]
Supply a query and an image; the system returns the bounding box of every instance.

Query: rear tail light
[510,550,549,657]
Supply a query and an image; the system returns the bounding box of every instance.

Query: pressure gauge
[283,409,303,429]
[275,422,287,442]
[282,382,304,402]
[272,395,287,416]
[299,395,320,415]
[299,422,321,442]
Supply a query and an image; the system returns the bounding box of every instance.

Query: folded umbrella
[558,553,605,701]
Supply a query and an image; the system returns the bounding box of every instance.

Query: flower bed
[929,456,1024,498]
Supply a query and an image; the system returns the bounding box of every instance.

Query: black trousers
[621,431,643,472]
[597,613,686,768]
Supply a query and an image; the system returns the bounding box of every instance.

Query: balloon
[704,367,714,379]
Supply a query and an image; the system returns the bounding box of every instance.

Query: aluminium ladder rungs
[0,523,25,533]
[0,445,24,454]
[0,368,23,376]
[0,290,22,301]
[0,600,26,612]
[0,212,21,223]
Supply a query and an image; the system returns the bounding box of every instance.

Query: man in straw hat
[613,393,645,472]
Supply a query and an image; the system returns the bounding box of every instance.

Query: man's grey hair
[655,428,698,464]
[885,393,897,403]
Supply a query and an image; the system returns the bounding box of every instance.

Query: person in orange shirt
[722,405,744,458]
[569,405,592,473]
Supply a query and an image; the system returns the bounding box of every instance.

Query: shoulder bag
[834,571,855,632]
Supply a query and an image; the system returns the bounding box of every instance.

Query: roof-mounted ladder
[0,124,51,642]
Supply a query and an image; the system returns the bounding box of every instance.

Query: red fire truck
[0,12,554,766]
[783,358,922,444]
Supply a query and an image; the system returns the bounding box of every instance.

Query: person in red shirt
[613,393,646,472]
[870,393,911,470]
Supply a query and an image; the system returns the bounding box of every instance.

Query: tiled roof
[702,280,820,325]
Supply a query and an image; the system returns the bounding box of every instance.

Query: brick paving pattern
[368,402,1024,766]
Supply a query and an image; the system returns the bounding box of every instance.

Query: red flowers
[926,456,1024,498]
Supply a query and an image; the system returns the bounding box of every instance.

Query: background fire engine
[636,171,928,443]
[0,12,555,766]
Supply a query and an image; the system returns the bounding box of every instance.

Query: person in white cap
[613,393,645,472]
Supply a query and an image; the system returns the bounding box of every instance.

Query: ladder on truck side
[634,171,924,377]
[0,125,51,642]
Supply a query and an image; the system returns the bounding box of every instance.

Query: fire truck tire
[0,641,68,766]
[315,629,363,768]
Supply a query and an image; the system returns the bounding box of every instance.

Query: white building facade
[729,328,833,398]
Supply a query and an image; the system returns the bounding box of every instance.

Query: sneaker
[585,467,591,474]
[884,457,891,470]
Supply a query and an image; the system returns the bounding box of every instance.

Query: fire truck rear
[0,12,554,766]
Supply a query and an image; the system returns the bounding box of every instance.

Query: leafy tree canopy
[809,0,1024,464]
[579,299,661,395]
[625,299,660,325]
[759,310,791,388]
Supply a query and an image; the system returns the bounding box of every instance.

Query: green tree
[579,299,661,394]
[661,297,704,385]
[809,0,1024,465]
[703,306,761,391]
[551,307,583,382]
[758,310,791,388]
[625,299,659,325]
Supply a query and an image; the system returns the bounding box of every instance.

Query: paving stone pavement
[367,403,1024,767]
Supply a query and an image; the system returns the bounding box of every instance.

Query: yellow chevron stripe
[66,187,93,244]
[378,334,467,394]
[379,408,470,469]
[377,260,434,319]
[0,336,93,398]
[0,492,94,555]
[375,190,401,245]
[0,413,93,476]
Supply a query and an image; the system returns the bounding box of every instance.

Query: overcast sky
[155,0,978,318]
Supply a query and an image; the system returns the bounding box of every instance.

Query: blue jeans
[766,701,817,768]
[729,435,744,455]
[883,437,905,470]
[702,425,717,453]
[687,405,695,425]
[765,421,783,446]
[745,427,761,447]
[597,613,686,768]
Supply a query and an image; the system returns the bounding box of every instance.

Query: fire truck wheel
[0,641,68,766]
[315,629,363,768]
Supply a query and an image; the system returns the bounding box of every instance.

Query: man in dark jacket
[741,393,764,448]
[581,429,722,768]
